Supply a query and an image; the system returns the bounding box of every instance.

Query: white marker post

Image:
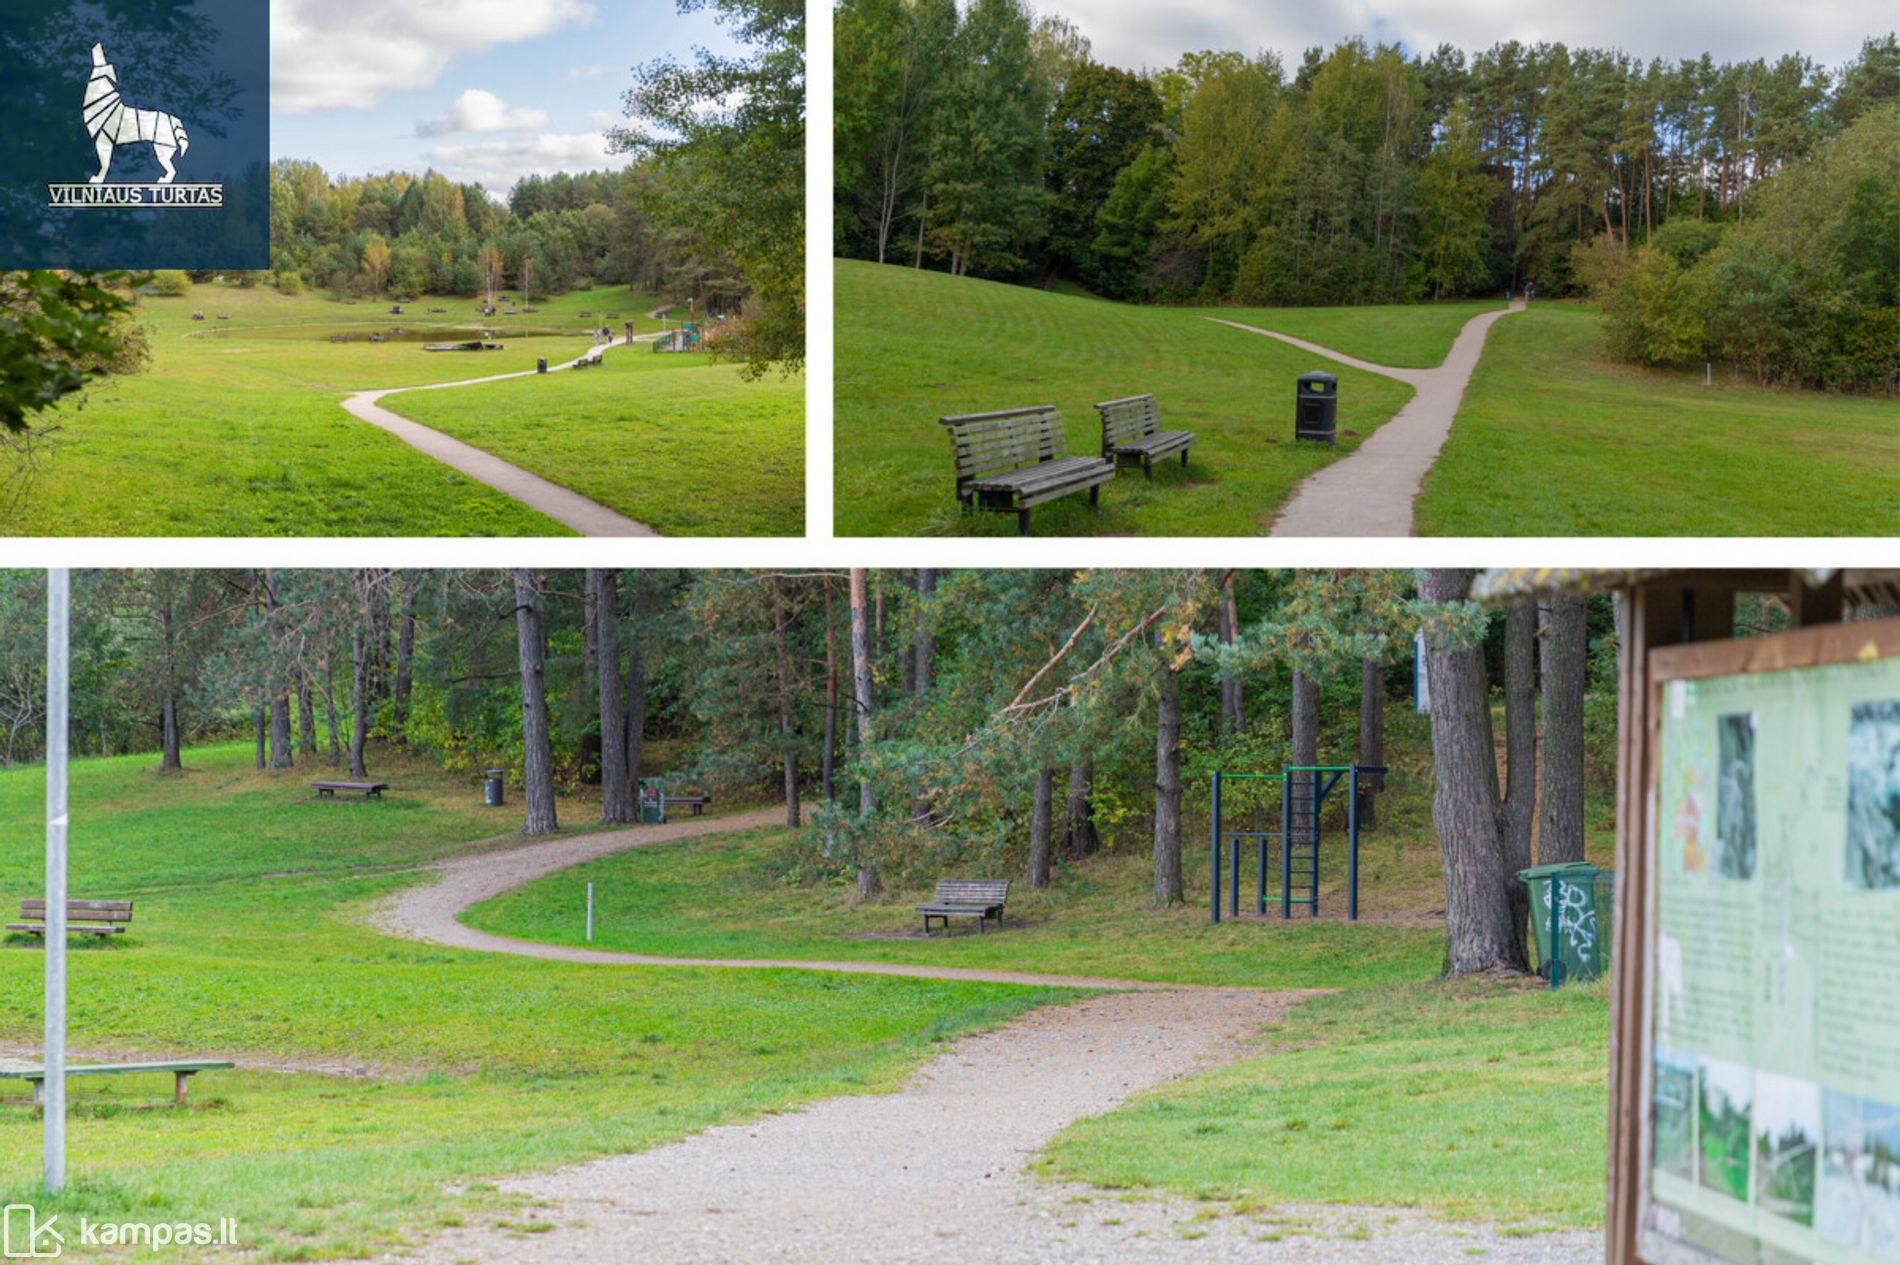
[44,568,70,1195]
[586,882,594,943]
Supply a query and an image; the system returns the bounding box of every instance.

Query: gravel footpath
[380,809,1597,1264]
[377,808,1167,989]
[400,987,1593,1264]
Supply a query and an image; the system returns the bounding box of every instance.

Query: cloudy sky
[269,0,738,195]
[1061,0,1893,75]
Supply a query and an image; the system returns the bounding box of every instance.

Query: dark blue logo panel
[0,0,268,269]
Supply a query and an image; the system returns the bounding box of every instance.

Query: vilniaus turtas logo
[47,43,222,208]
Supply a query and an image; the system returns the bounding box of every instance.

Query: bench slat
[22,899,132,913]
[0,1060,235,1080]
[6,923,123,936]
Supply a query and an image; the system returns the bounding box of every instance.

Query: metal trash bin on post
[639,779,666,824]
[1517,862,1613,988]
[483,769,505,807]
[1295,372,1338,444]
[537,357,548,374]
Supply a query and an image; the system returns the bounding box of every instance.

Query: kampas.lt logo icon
[1,1205,63,1259]
[83,42,190,183]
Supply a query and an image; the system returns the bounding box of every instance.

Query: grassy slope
[833,260,1413,536]
[1040,979,1610,1230]
[2,283,784,536]
[0,745,1059,1260]
[384,353,805,537]
[1417,305,1900,536]
[1188,299,1507,369]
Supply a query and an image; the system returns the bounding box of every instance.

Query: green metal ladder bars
[1209,764,1386,924]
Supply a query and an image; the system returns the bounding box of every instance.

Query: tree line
[1,567,1620,979]
[835,0,1896,320]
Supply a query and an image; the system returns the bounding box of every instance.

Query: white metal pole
[586,882,594,943]
[44,568,69,1195]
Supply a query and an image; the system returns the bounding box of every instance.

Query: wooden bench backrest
[932,879,1009,906]
[1096,394,1161,447]
[940,408,1067,497]
[20,899,133,923]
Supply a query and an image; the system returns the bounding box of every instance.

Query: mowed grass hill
[836,259,1898,536]
[834,260,1415,536]
[6,283,804,537]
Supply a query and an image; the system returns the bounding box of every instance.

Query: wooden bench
[311,780,388,799]
[1096,393,1195,477]
[940,407,1115,536]
[7,899,133,939]
[0,1059,233,1107]
[916,879,1009,935]
[663,793,711,816]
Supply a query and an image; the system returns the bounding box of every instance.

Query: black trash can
[483,769,505,807]
[537,357,548,374]
[1296,372,1338,444]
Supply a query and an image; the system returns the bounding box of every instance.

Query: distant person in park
[1525,282,1536,303]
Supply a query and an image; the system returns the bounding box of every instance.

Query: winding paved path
[1209,300,1523,536]
[377,810,1595,1265]
[341,337,657,537]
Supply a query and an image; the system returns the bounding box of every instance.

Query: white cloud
[418,89,551,136]
[424,131,618,191]
[1060,0,1894,75]
[588,108,620,128]
[567,63,612,80]
[271,0,597,113]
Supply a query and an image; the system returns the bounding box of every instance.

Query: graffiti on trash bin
[1539,877,1598,960]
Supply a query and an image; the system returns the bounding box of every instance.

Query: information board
[1640,652,1900,1265]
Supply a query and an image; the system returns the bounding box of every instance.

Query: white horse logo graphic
[83,43,190,184]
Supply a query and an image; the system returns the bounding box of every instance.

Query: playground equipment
[1208,764,1386,923]
[653,321,701,353]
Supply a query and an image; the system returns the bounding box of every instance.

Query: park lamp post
[44,568,69,1194]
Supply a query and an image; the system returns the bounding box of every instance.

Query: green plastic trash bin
[1517,862,1612,988]
[638,779,666,824]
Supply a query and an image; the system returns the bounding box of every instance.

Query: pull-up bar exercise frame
[1209,764,1386,924]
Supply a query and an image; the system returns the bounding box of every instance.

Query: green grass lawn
[1039,978,1610,1231]
[834,260,1414,536]
[0,744,1060,1260]
[1416,304,1900,536]
[1188,299,1507,369]
[383,352,805,537]
[3,282,801,536]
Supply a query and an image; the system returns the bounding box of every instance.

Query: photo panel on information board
[0,0,803,539]
[830,0,1899,538]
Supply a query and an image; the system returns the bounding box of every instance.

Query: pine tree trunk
[1420,569,1525,977]
[393,573,418,736]
[1153,653,1183,906]
[160,697,181,770]
[1501,601,1538,961]
[1357,657,1384,829]
[913,568,935,693]
[265,569,293,770]
[769,575,801,828]
[849,568,878,899]
[1029,766,1054,888]
[1291,668,1319,768]
[514,570,558,836]
[625,597,646,792]
[159,602,182,770]
[1065,760,1100,857]
[297,673,317,757]
[1539,594,1588,864]
[324,659,341,767]
[592,570,633,825]
[349,627,369,779]
[1220,575,1243,735]
[254,706,266,770]
[822,576,838,804]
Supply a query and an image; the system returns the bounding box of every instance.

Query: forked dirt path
[340,335,658,537]
[378,810,1597,1264]
[1208,300,1524,536]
